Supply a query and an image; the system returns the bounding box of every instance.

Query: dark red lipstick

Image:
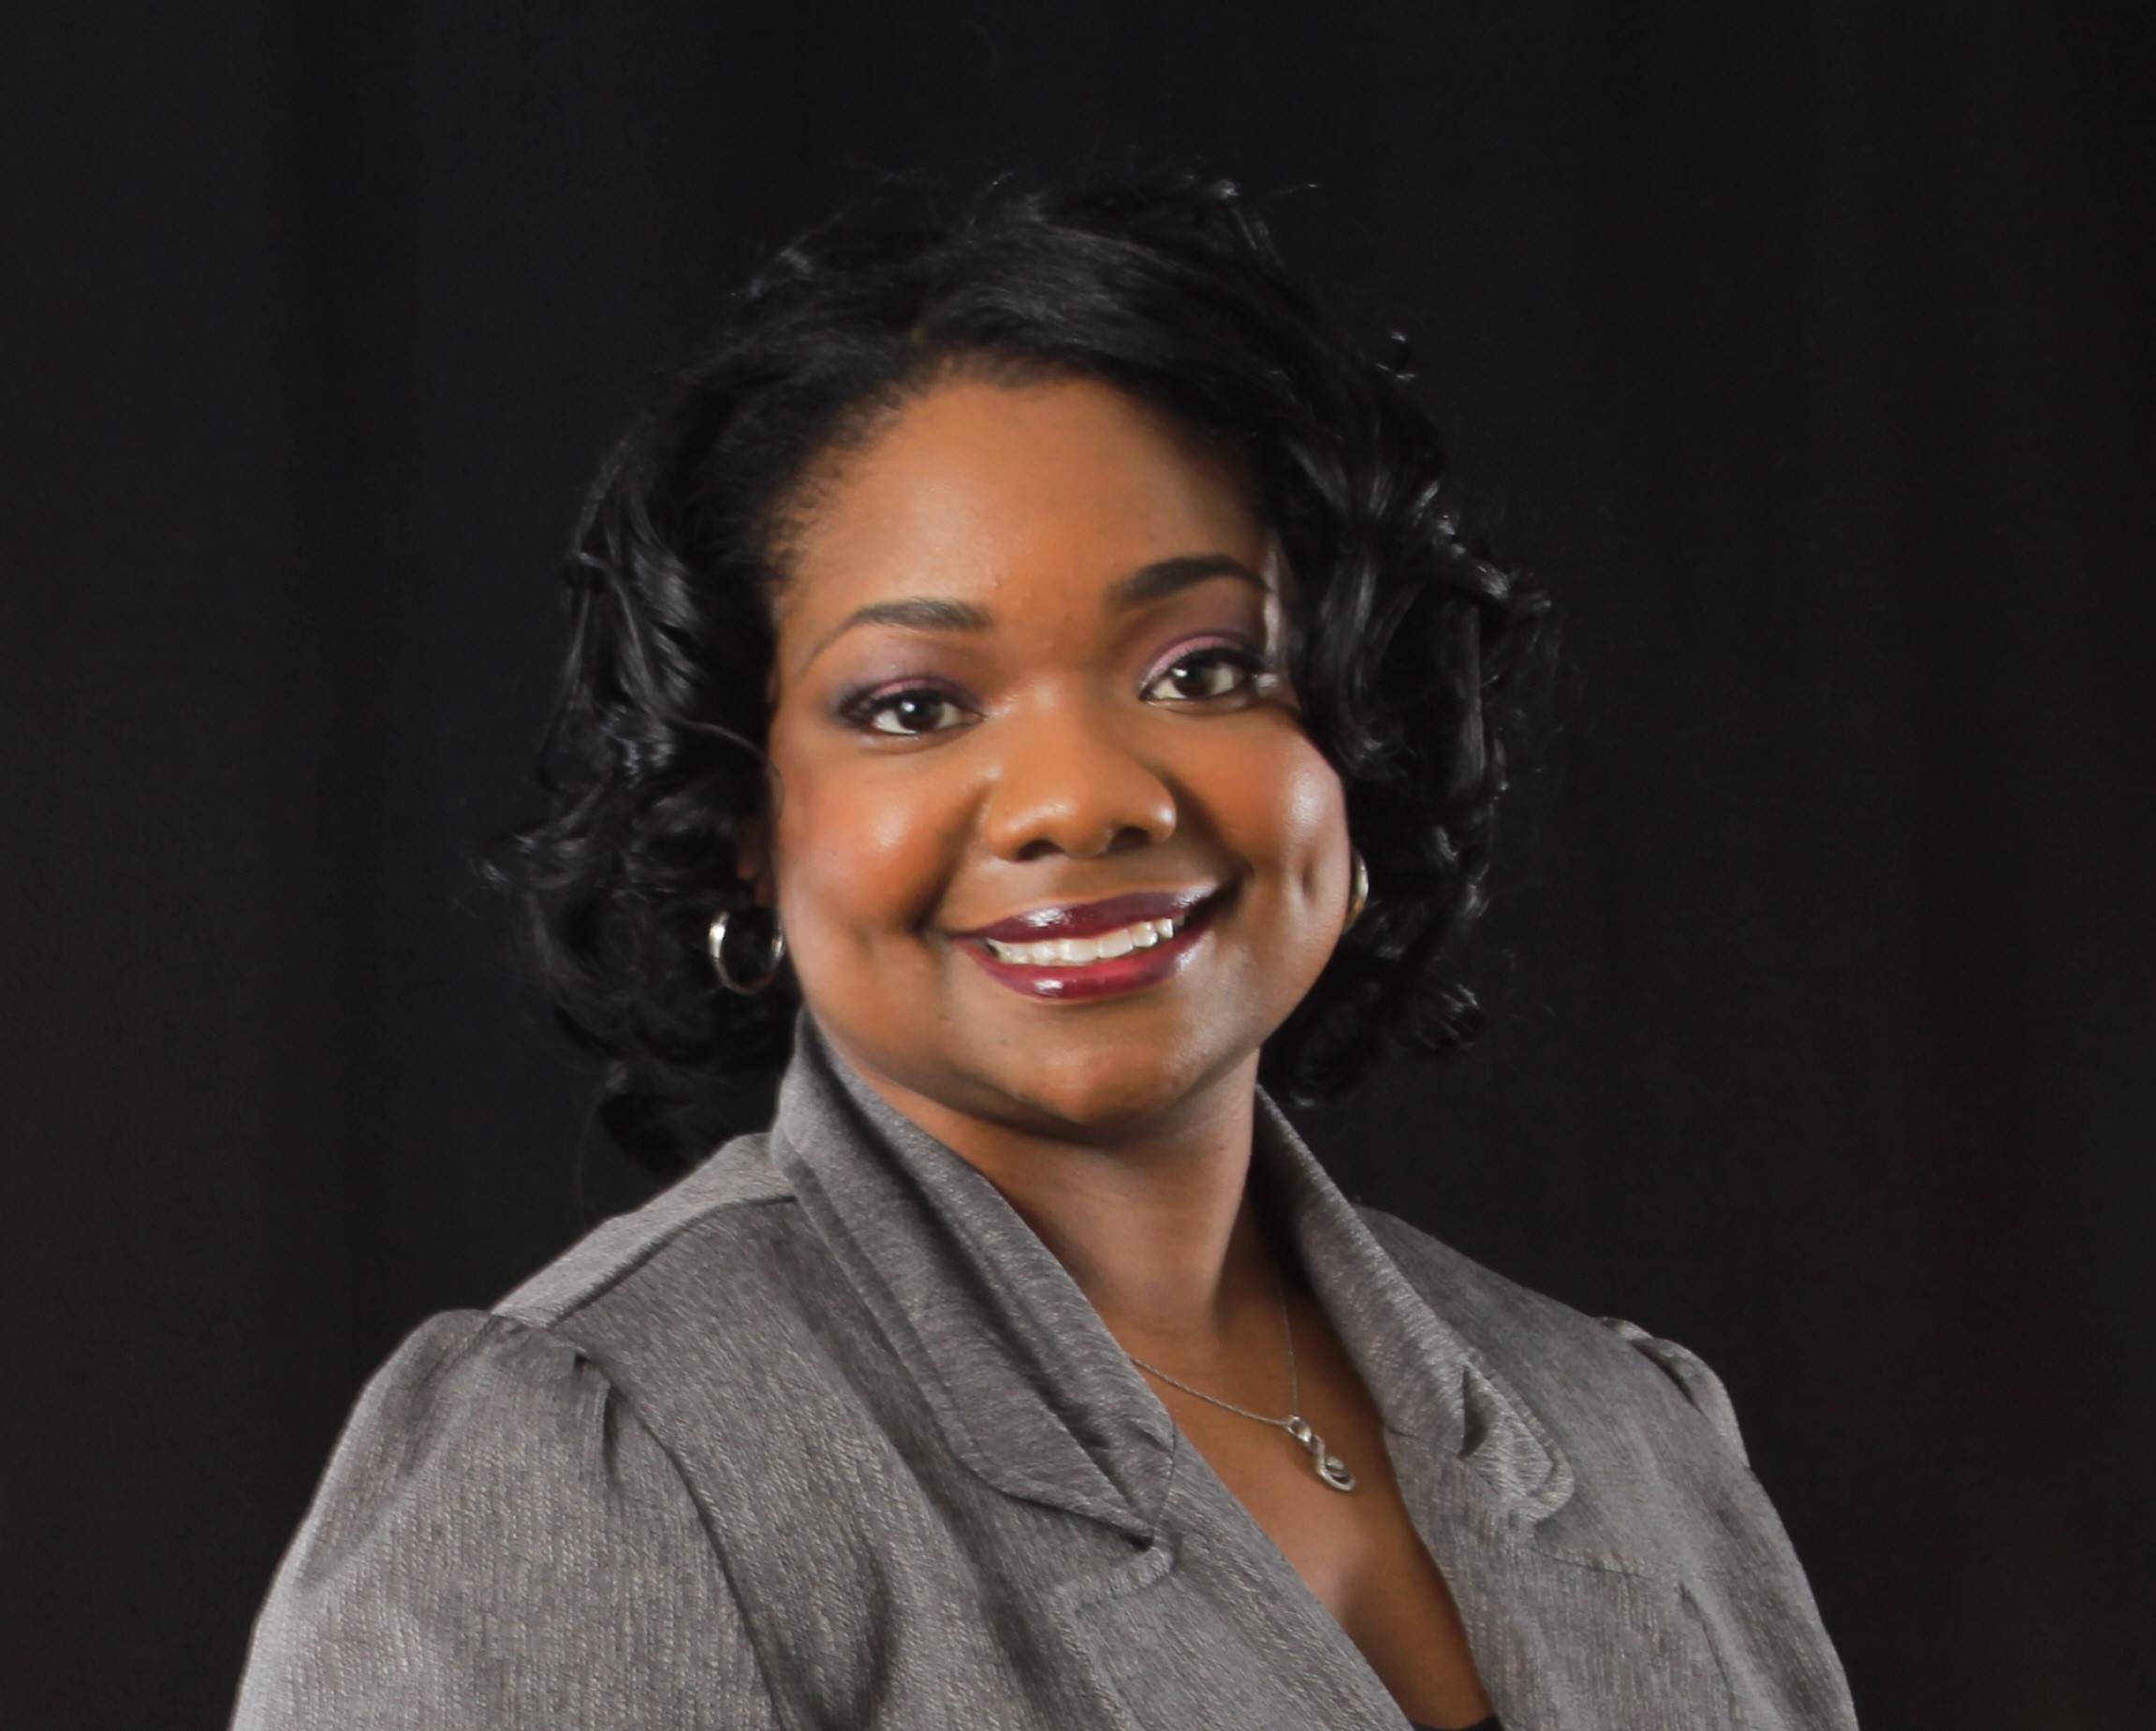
[956,887,1221,1002]
[960,888,1213,945]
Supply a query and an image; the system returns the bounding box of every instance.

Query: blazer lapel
[1253,1101,1739,1730]
[1254,1093,1577,1519]
[769,1020,1174,1540]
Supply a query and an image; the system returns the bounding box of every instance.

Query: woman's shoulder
[234,1227,785,1725]
[491,1130,799,1330]
[1346,1215,1852,1722]
[1353,1205,1751,1468]
[274,1135,803,1487]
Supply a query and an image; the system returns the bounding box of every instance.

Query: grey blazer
[233,1027,1857,1729]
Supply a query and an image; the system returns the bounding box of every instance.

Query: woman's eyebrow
[1107,552,1269,610]
[802,596,992,670]
[800,555,1264,672]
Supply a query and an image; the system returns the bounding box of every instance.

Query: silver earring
[1345,847,1370,930]
[708,905,786,994]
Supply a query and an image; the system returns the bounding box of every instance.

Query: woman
[233,174,1856,1730]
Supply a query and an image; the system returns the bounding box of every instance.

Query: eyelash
[837,679,976,739]
[836,639,1272,740]
[1140,639,1269,704]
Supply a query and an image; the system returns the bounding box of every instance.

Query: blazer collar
[1250,1090,1575,1522]
[768,1019,1572,1539]
[770,1020,1172,1539]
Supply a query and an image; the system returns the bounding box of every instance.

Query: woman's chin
[961,1034,1258,1144]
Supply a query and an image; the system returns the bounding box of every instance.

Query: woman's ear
[734,810,774,908]
[736,761,786,907]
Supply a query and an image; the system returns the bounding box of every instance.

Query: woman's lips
[959,887,1213,944]
[956,888,1219,1002]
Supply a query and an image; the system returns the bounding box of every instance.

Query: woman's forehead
[771,374,1272,643]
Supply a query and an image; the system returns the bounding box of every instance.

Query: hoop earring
[708,905,786,995]
[1345,847,1370,931]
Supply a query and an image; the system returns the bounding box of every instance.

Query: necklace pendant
[1283,1416,1357,1492]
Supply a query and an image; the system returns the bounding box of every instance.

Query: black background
[3,4,2150,1727]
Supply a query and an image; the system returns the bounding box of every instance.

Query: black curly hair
[491,170,1552,1174]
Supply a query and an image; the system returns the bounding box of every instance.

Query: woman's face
[758,372,1354,1137]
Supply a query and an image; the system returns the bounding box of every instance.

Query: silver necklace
[1123,1264,1357,1493]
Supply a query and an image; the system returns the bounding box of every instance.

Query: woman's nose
[977,703,1179,862]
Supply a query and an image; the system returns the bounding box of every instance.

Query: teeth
[984,914,1187,966]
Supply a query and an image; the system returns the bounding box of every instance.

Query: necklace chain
[1122,1255,1358,1492]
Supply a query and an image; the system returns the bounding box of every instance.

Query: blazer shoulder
[234,1307,780,1728]
[494,1132,795,1328]
[1355,1205,1752,1466]
[1355,1204,1597,1347]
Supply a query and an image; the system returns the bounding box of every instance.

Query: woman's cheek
[1210,724,1347,886]
[778,762,961,944]
[1288,746,1352,884]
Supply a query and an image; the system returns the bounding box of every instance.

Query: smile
[981,913,1186,967]
[957,888,1217,1003]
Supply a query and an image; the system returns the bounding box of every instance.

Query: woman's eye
[862,689,972,737]
[1143,648,1257,704]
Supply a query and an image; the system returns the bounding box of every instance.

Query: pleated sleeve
[231,1310,780,1730]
